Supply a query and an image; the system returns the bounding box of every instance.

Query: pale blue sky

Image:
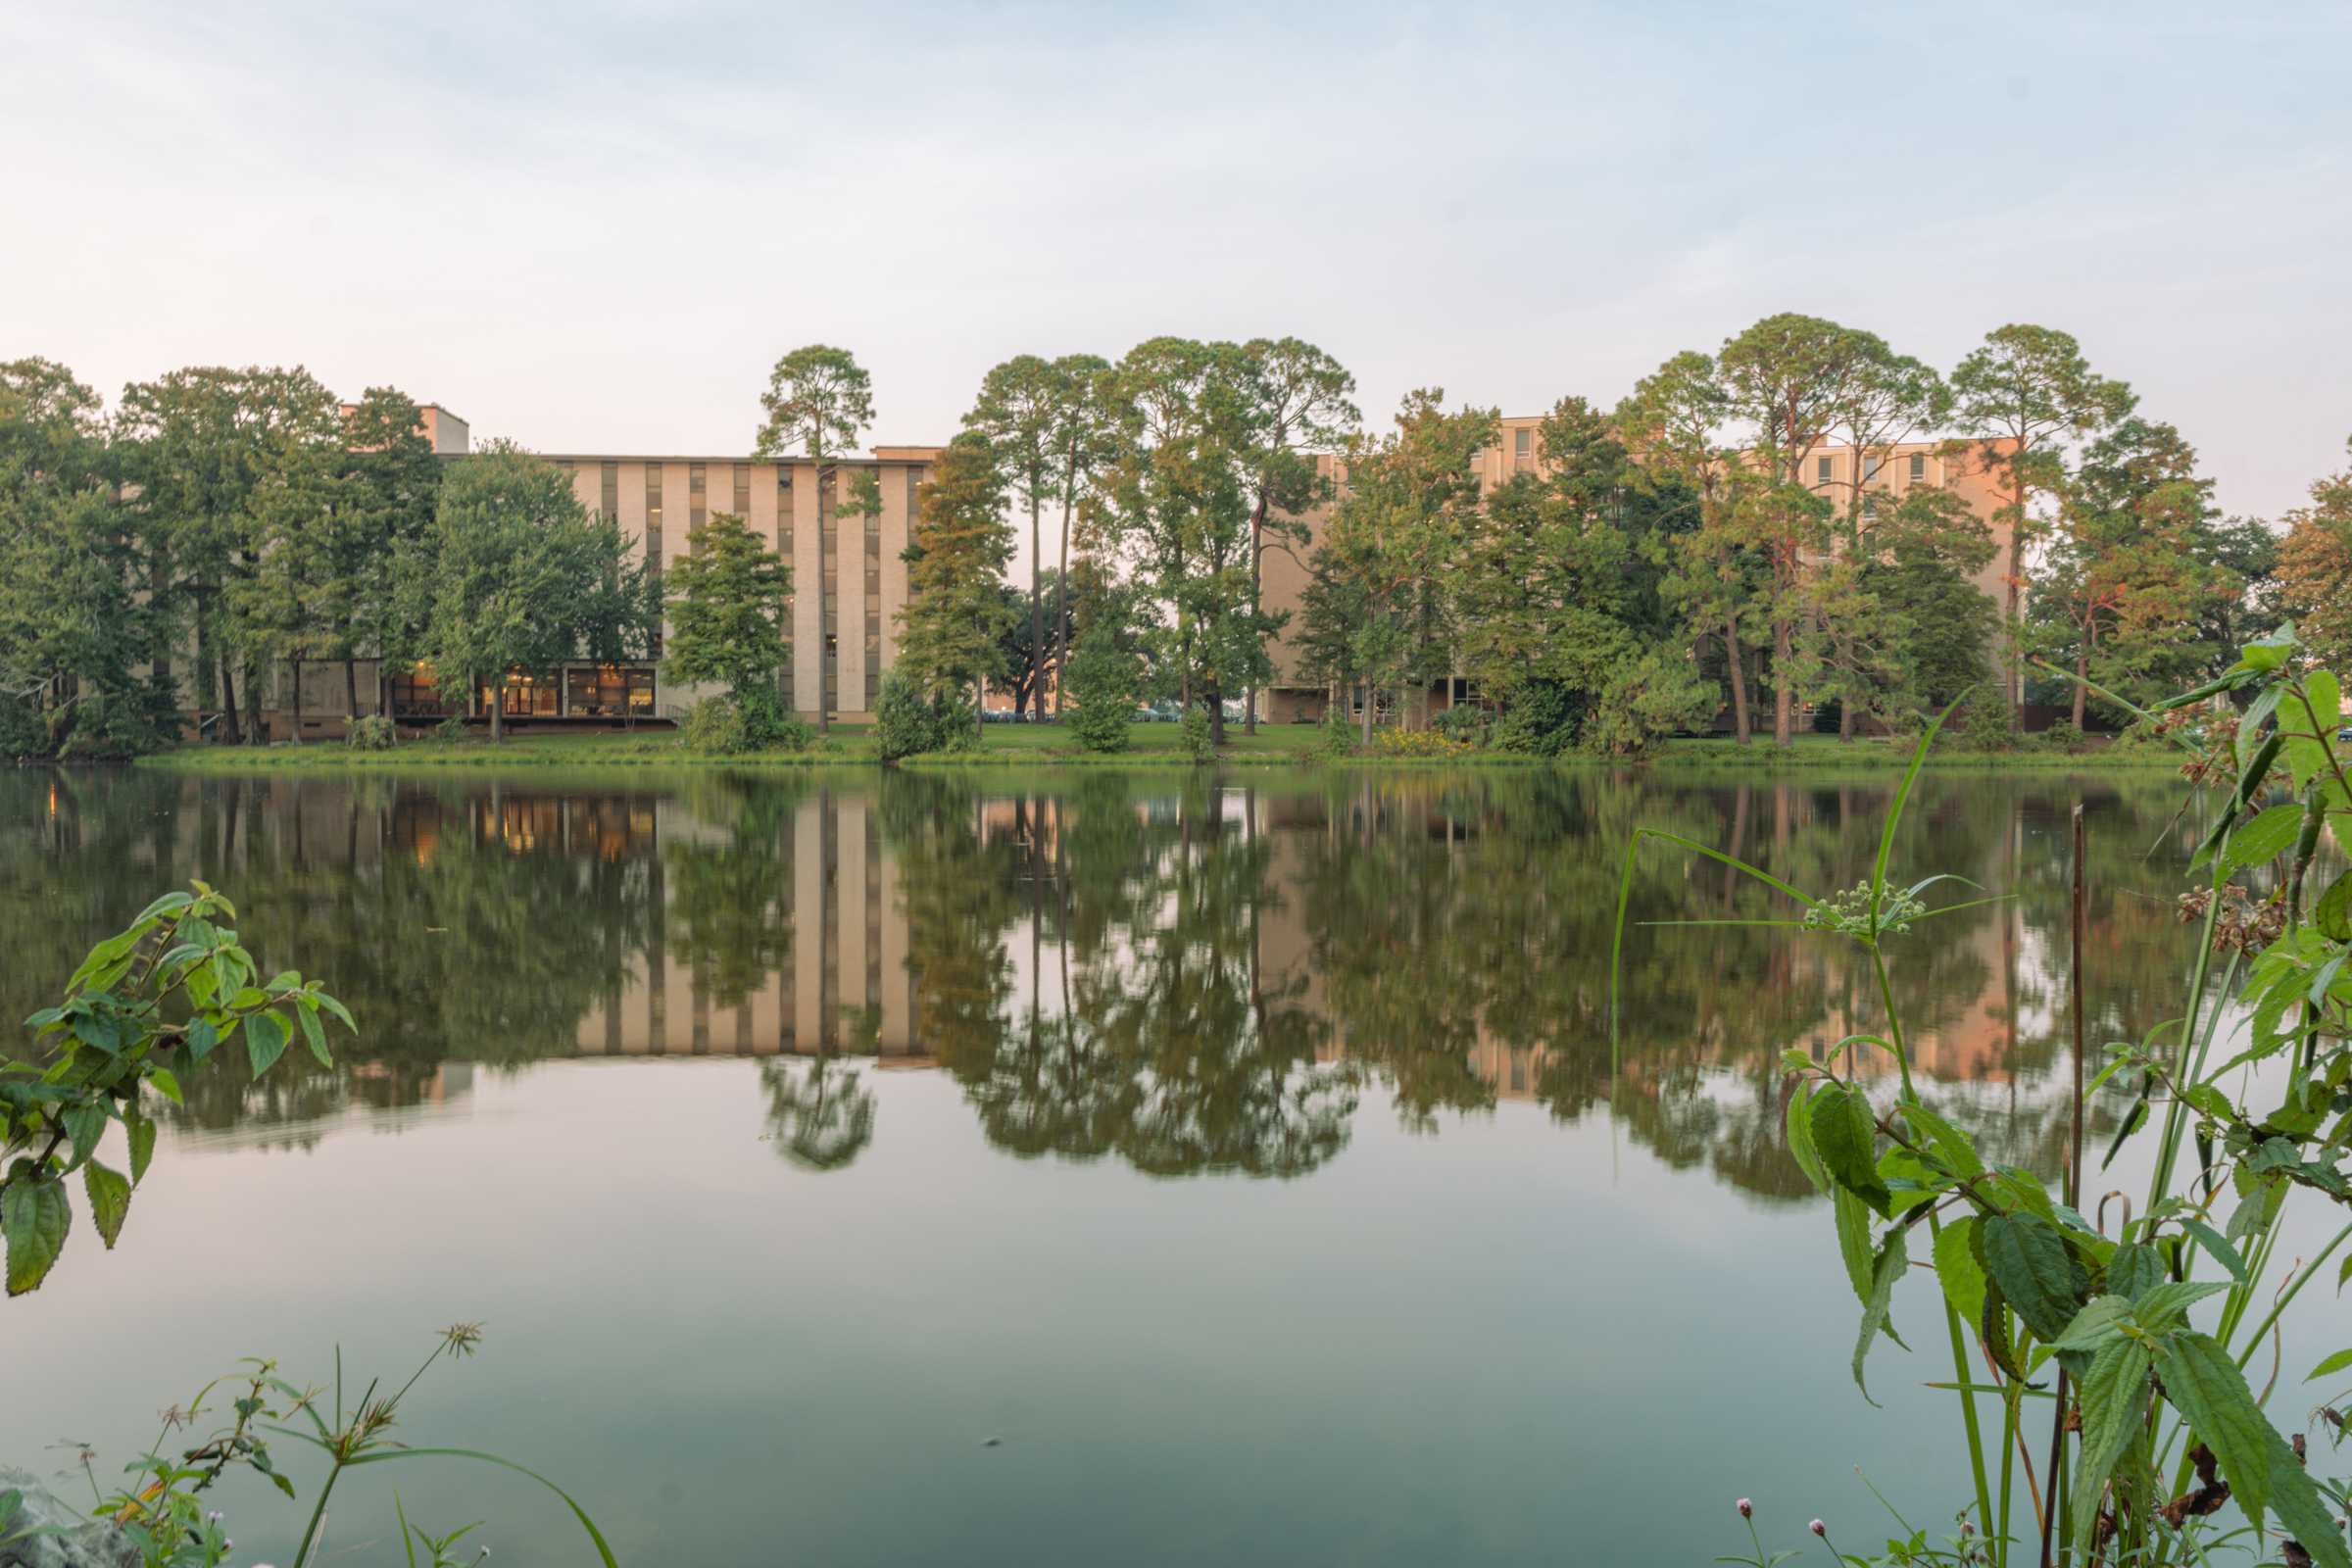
[5,0,2347,540]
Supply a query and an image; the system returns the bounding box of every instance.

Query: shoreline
[123,732,2184,775]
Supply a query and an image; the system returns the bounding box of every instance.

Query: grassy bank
[133,723,2183,773]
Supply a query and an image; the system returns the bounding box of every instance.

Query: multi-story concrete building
[1255,416,2018,725]
[264,411,944,733]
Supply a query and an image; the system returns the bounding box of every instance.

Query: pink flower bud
[1737,1498,1753,1519]
[1809,1519,1827,1537]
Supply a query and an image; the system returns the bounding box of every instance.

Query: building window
[1815,456,1834,486]
[732,463,750,517]
[644,466,663,570]
[389,663,446,718]
[822,479,839,714]
[564,664,655,719]
[1909,452,1927,482]
[1863,455,1883,482]
[1513,427,1531,466]
[600,462,618,520]
[778,472,795,612]
[481,670,560,719]
[688,463,707,542]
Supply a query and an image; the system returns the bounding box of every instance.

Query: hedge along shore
[127,725,2187,774]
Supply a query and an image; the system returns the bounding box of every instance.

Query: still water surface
[0,765,2276,1564]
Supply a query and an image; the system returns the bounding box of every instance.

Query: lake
[2,763,2305,1566]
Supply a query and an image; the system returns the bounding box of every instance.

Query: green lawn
[135,720,2181,772]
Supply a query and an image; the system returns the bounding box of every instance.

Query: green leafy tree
[422,442,657,742]
[116,366,345,744]
[0,359,172,759]
[2277,437,2352,672]
[964,355,1069,721]
[1617,350,1757,743]
[755,345,873,735]
[1951,323,2137,724]
[2031,417,2235,727]
[988,571,1073,717]
[1045,354,1114,716]
[894,432,1015,743]
[1232,338,1357,733]
[663,509,794,741]
[1716,314,1884,746]
[338,388,442,719]
[1064,622,1141,753]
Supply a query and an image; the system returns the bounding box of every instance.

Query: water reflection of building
[573,791,929,1065]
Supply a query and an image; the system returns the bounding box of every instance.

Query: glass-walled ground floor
[390,662,661,723]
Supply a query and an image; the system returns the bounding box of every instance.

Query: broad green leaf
[1982,1213,2085,1343]
[2155,1330,2349,1565]
[2314,870,2352,942]
[2221,804,2307,875]
[295,1004,330,1068]
[1896,1101,1985,1180]
[2306,670,2342,733]
[125,1117,156,1186]
[1852,1227,1909,1406]
[147,1068,181,1105]
[2,1163,71,1297]
[2050,1295,2132,1352]
[1787,1080,1828,1195]
[317,994,356,1033]
[1934,1216,1987,1323]
[60,1102,109,1172]
[128,890,195,926]
[2071,1336,2154,1547]
[1810,1082,1890,1215]
[2307,1348,2352,1382]
[2179,1216,2249,1283]
[245,1012,290,1079]
[184,1015,219,1062]
[2105,1243,2166,1303]
[1833,1185,1875,1303]
[83,1160,130,1250]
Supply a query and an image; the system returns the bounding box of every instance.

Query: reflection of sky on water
[4,765,2321,1568]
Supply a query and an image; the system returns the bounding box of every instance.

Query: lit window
[1909,453,1927,482]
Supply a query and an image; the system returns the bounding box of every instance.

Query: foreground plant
[2,883,353,1295]
[60,1325,613,1568]
[1619,630,2352,1568]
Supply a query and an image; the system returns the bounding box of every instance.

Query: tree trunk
[1837,642,1854,743]
[1772,620,1794,747]
[1723,623,1750,745]
[1209,682,1225,749]
[974,679,985,745]
[1359,683,1372,747]
[1053,455,1074,718]
[220,658,241,746]
[345,658,360,724]
[1029,492,1044,722]
[491,683,504,743]
[2072,639,2089,731]
[290,656,304,743]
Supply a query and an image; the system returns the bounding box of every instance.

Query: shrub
[678,695,750,754]
[735,683,810,751]
[1432,703,1486,746]
[2035,716,2086,753]
[1309,713,1357,760]
[1583,651,1718,760]
[1491,680,1582,756]
[1373,725,1473,759]
[1939,691,2016,752]
[876,669,946,762]
[1064,628,1140,754]
[433,715,467,744]
[1178,707,1215,763]
[347,714,397,751]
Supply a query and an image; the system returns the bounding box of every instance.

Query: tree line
[886,319,2340,754]
[6,329,2349,758]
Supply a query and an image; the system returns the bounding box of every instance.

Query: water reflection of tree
[899,774,1354,1178]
